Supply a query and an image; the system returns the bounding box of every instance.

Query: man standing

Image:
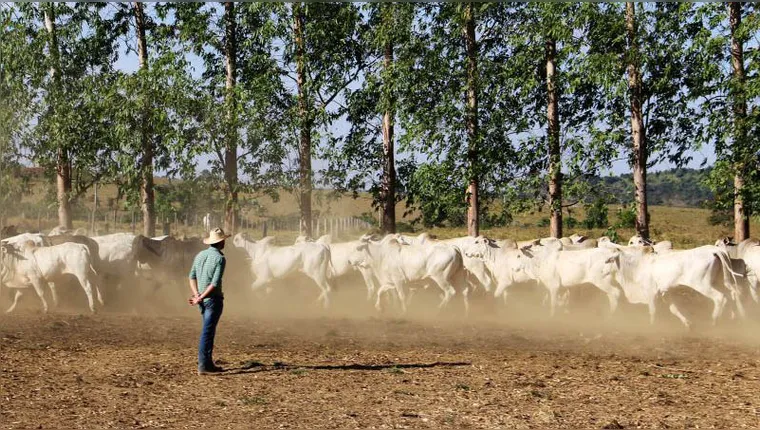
[188,227,230,375]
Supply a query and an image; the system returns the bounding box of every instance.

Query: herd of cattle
[1,227,759,329]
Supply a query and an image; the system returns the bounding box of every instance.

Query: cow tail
[715,250,744,318]
[325,246,336,280]
[83,246,98,277]
[455,248,467,292]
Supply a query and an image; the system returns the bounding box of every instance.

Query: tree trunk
[730,2,749,241]
[293,3,313,238]
[223,1,238,234]
[134,1,155,237]
[546,37,561,238]
[45,4,72,230]
[464,2,479,237]
[626,2,648,240]
[380,5,396,234]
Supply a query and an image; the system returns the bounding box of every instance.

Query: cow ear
[388,238,400,246]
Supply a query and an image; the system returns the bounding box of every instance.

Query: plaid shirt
[188,246,226,300]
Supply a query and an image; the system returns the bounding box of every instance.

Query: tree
[166,3,288,231]
[44,4,73,229]
[626,2,648,239]
[729,2,749,241]
[463,2,479,237]
[585,4,709,238]
[222,1,238,233]
[133,1,155,237]
[283,3,365,238]
[380,4,398,234]
[10,3,122,230]
[546,35,561,237]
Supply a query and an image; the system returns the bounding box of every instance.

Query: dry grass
[6,179,754,248]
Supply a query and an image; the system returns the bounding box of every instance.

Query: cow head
[232,233,248,248]
[715,236,735,247]
[348,242,371,268]
[628,235,653,246]
[463,236,496,259]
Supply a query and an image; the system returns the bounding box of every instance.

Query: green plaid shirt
[189,247,226,300]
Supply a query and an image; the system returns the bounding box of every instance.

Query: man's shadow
[219,360,471,376]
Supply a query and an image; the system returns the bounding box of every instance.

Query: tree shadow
[220,360,471,376]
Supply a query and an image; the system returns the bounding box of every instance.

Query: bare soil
[2,297,760,429]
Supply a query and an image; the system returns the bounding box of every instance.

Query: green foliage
[582,198,609,229]
[615,204,637,229]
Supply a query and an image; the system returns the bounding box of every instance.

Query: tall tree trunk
[464,2,479,237]
[223,1,238,234]
[380,5,396,234]
[730,2,749,241]
[546,37,561,238]
[134,1,155,237]
[626,2,648,240]
[45,4,72,230]
[293,3,313,238]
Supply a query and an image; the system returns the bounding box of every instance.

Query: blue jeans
[198,296,224,370]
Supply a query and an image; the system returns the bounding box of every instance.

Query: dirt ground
[3,281,760,430]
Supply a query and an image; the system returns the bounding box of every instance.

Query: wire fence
[2,209,375,239]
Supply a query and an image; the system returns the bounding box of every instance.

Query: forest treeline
[2,3,760,240]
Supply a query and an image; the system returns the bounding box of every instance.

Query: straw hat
[204,227,231,245]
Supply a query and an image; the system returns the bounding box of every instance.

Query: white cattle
[348,237,465,313]
[0,242,101,313]
[311,235,379,300]
[716,237,760,303]
[91,233,140,292]
[609,244,741,328]
[628,235,673,252]
[519,241,622,317]
[464,237,538,301]
[233,234,334,308]
[395,234,494,295]
[1,233,48,247]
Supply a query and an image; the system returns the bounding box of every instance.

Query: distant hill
[593,168,712,208]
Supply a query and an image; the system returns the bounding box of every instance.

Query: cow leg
[746,270,760,303]
[547,287,559,317]
[393,283,408,314]
[374,284,394,312]
[596,281,621,315]
[430,274,456,309]
[73,273,97,313]
[6,290,22,313]
[30,279,49,313]
[647,296,658,325]
[667,302,691,330]
[707,289,727,326]
[462,286,470,316]
[306,273,333,309]
[48,282,59,308]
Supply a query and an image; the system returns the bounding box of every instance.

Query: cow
[0,241,101,313]
[716,237,760,304]
[627,235,673,252]
[348,236,466,313]
[305,234,379,300]
[395,234,494,293]
[464,236,539,302]
[517,240,622,317]
[2,233,49,247]
[91,233,142,299]
[233,233,334,308]
[606,243,741,328]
